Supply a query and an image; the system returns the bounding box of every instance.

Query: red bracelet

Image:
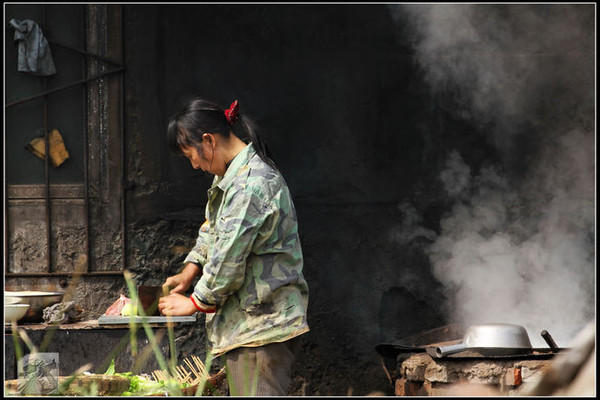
[190,295,216,313]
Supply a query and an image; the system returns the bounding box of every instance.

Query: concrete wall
[123,5,457,395]
[122,4,595,395]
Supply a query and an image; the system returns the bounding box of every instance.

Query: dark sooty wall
[122,4,595,396]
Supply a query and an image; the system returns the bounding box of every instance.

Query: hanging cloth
[26,129,70,167]
[9,18,57,76]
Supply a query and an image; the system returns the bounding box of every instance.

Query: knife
[137,285,169,316]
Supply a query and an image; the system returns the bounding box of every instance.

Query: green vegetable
[102,358,187,396]
[104,359,116,375]
[121,302,137,316]
[120,374,184,396]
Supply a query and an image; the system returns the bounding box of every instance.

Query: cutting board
[98,314,197,325]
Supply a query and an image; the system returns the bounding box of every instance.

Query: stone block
[462,362,504,385]
[521,367,544,384]
[401,353,431,381]
[424,362,451,383]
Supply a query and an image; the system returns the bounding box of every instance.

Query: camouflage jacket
[184,143,309,357]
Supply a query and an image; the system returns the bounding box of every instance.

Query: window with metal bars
[5,4,125,278]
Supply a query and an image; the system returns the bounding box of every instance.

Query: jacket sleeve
[184,219,210,266]
[193,186,272,307]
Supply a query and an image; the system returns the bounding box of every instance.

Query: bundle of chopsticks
[152,355,210,385]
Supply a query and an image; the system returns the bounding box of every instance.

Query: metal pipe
[82,10,92,274]
[4,162,9,276]
[119,29,127,272]
[541,330,559,352]
[44,76,52,273]
[5,67,124,108]
[434,343,467,358]
[41,7,53,274]
[120,68,127,271]
[48,40,123,66]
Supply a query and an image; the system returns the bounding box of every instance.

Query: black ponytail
[232,113,277,170]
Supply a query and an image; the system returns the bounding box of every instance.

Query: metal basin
[465,323,532,348]
[434,323,533,357]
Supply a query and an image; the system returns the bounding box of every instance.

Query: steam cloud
[389,4,595,347]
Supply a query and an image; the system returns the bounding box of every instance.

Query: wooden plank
[97,314,197,325]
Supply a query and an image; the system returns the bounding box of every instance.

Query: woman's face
[180,144,212,172]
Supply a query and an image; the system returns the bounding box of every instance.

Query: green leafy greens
[103,358,188,396]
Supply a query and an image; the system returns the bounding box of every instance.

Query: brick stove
[393,349,556,396]
[376,324,562,396]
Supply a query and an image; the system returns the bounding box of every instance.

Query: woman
[159,97,309,396]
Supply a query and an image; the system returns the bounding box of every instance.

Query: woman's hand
[163,262,201,294]
[158,293,197,316]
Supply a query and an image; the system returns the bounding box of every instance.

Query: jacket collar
[212,142,255,191]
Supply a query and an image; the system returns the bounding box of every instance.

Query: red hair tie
[224,100,239,125]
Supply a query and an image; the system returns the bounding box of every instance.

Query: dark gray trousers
[224,338,300,396]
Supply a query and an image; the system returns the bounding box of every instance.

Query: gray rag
[9,18,57,76]
[42,301,79,324]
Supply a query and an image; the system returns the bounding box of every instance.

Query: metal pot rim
[464,323,532,349]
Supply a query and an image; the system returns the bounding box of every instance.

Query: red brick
[503,367,522,386]
[395,378,424,396]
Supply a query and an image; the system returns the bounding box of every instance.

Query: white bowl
[4,304,30,323]
[4,296,23,305]
[5,290,64,322]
